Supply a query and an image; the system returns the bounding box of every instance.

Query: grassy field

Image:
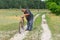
[0,9,40,31]
[46,13,60,40]
[0,9,41,40]
[0,9,50,40]
[0,9,21,40]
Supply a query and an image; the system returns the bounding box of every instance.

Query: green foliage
[46,1,60,15]
[55,6,60,15]
[47,2,57,13]
[47,0,60,5]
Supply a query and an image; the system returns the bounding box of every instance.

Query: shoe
[28,29,32,31]
[25,29,29,31]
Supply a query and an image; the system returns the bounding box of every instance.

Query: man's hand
[21,14,29,17]
[24,14,29,16]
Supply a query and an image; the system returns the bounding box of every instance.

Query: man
[21,8,33,31]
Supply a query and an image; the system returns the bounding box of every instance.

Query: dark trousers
[26,19,33,31]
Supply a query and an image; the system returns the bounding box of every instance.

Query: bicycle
[19,17,24,33]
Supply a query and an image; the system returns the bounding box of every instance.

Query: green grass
[0,9,38,31]
[0,9,22,40]
[46,13,60,40]
[0,9,49,40]
[0,23,18,31]
[0,9,21,31]
[0,9,40,40]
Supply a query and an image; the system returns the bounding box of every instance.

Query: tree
[0,0,46,9]
[46,0,60,15]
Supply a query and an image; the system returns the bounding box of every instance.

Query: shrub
[55,6,60,15]
[47,2,60,15]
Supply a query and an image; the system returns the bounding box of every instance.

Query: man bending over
[21,8,34,31]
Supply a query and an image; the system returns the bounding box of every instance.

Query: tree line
[0,0,46,9]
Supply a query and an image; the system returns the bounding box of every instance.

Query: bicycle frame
[19,17,24,33]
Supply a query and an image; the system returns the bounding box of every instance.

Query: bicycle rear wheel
[19,20,24,33]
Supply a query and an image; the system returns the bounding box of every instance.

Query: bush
[55,6,60,15]
[47,2,57,13]
[47,2,60,15]
[49,2,57,13]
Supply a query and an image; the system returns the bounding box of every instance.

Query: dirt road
[41,14,52,40]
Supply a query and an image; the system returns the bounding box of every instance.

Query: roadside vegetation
[46,13,60,40]
[46,0,60,15]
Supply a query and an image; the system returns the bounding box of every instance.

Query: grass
[0,9,50,40]
[0,9,38,31]
[0,9,22,40]
[0,9,40,40]
[46,13,60,40]
[0,9,21,31]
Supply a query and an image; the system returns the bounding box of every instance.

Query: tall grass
[0,9,39,40]
[46,13,60,40]
[0,9,48,40]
